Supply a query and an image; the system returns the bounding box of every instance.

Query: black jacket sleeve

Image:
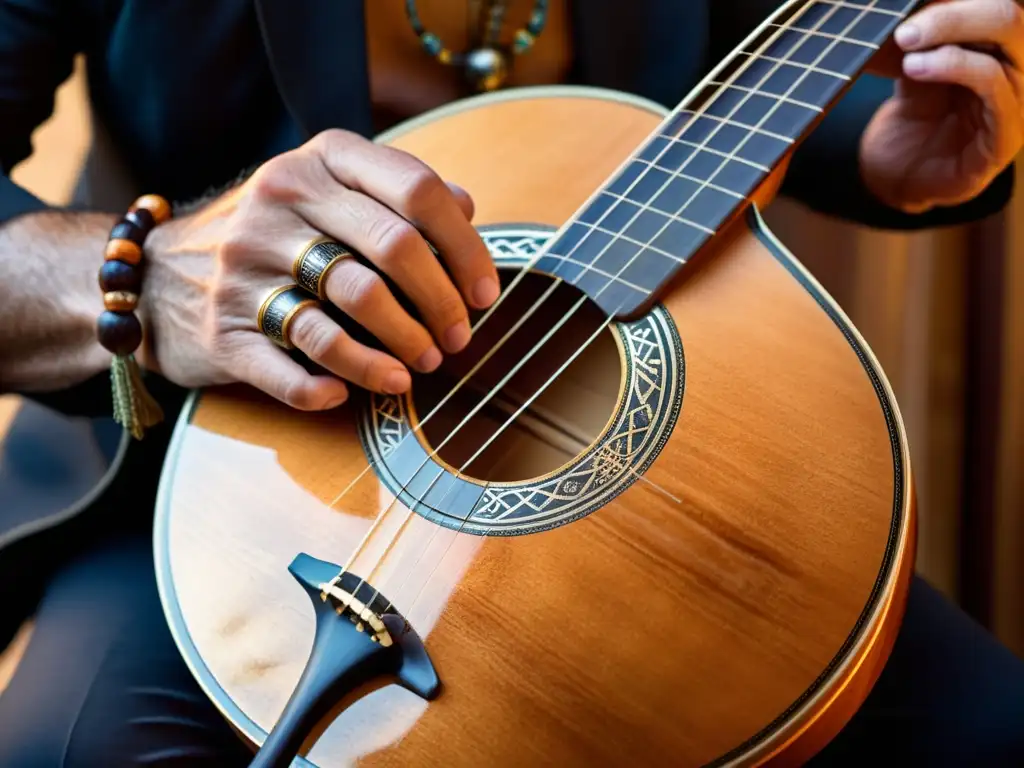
[782,73,1016,230]
[0,0,78,225]
[708,0,1015,231]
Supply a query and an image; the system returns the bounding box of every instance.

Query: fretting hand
[861,0,1024,213]
[140,129,499,411]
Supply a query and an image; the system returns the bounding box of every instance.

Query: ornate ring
[257,285,318,349]
[292,237,354,300]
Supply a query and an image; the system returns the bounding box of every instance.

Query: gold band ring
[257,285,318,349]
[292,236,354,300]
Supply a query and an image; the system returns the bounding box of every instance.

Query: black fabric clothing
[0,0,1014,231]
[0,1,1022,765]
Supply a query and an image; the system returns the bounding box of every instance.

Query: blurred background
[1,54,1021,671]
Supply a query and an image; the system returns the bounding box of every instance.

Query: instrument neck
[537,0,922,319]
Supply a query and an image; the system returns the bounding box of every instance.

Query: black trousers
[0,534,1022,767]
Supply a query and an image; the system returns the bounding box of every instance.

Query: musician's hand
[861,0,1024,213]
[140,129,499,410]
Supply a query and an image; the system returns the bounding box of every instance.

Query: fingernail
[444,320,472,353]
[895,23,921,48]
[904,52,928,75]
[415,345,442,373]
[472,276,500,307]
[383,368,412,394]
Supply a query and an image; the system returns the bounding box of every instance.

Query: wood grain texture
[155,90,914,766]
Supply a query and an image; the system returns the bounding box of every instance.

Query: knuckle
[430,290,467,326]
[338,269,387,315]
[281,379,318,411]
[215,233,253,270]
[310,128,358,156]
[292,317,338,362]
[249,156,306,206]
[361,356,383,389]
[397,164,447,215]
[367,215,421,266]
[936,44,965,71]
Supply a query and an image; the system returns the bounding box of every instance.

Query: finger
[239,338,350,411]
[282,226,442,371]
[902,45,1022,158]
[287,304,413,395]
[447,181,475,221]
[895,0,1024,68]
[903,44,1017,108]
[312,130,500,311]
[296,187,474,355]
[319,255,444,373]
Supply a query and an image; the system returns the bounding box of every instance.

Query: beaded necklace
[404,0,550,92]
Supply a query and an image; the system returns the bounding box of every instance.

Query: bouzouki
[154,1,919,765]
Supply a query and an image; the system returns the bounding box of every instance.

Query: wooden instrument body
[154,87,916,767]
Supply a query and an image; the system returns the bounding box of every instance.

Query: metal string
[319,0,823,549]
[372,0,897,621]
[320,0,827,602]
[327,0,895,611]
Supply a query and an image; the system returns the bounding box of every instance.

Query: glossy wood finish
[155,88,914,767]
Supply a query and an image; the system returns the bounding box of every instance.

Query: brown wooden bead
[131,194,172,225]
[97,310,143,356]
[109,219,146,246]
[104,291,139,312]
[105,238,142,264]
[98,259,142,293]
[125,208,155,234]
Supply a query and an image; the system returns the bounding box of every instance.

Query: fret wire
[597,0,886,290]
[706,81,824,113]
[817,0,904,16]
[621,3,850,222]
[621,165,748,200]
[735,51,851,80]
[554,0,831,284]
[555,0,894,308]
[766,22,880,48]
[654,139,772,173]
[597,198,718,235]
[541,252,649,294]
[678,111,796,144]
[652,1,888,248]
[582,221,691,259]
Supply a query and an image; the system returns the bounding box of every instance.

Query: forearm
[0,210,118,392]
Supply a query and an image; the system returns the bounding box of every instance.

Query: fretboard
[536,0,922,317]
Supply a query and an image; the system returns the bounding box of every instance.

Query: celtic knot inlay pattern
[357,226,684,537]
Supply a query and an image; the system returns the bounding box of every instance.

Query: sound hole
[410,268,623,484]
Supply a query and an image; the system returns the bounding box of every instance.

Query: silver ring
[257,285,318,349]
[292,237,353,300]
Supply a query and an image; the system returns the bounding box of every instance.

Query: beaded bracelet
[96,194,171,440]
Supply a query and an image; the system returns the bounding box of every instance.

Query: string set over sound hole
[410,267,623,484]
[359,227,684,537]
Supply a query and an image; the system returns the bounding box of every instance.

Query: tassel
[100,192,173,439]
[110,354,164,440]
